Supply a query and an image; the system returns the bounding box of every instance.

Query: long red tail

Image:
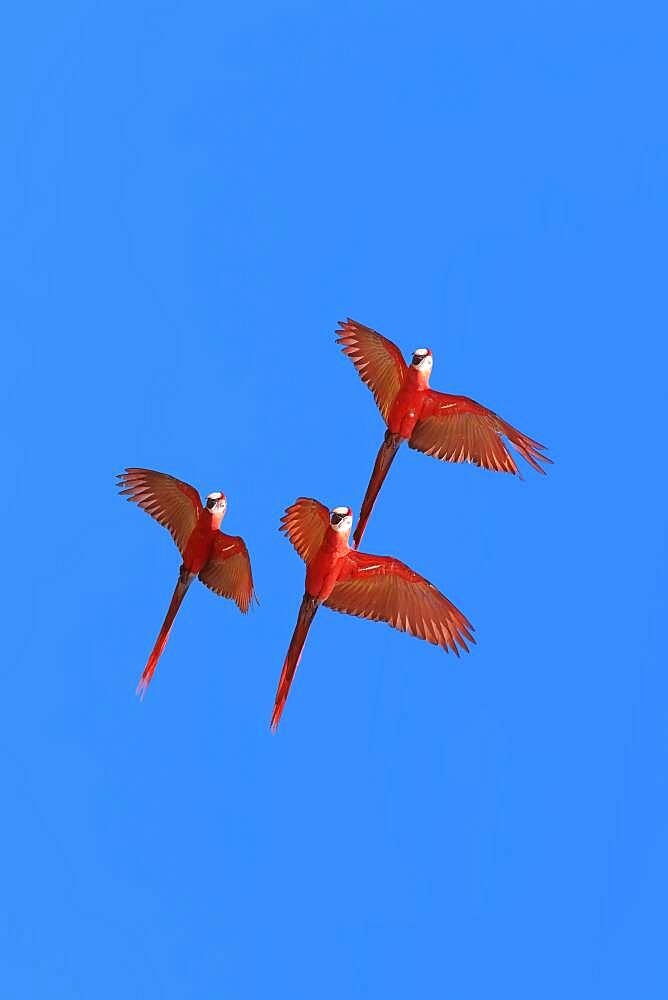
[270,593,319,731]
[137,569,194,699]
[352,431,402,550]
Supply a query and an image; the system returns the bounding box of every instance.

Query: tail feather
[352,431,402,549]
[270,594,319,731]
[137,569,193,699]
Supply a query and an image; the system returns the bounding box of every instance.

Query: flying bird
[117,468,256,697]
[337,318,551,548]
[270,498,474,730]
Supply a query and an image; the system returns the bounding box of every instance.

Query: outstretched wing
[336,318,407,423]
[199,533,257,613]
[324,551,474,655]
[409,391,551,475]
[117,468,201,553]
[279,498,330,565]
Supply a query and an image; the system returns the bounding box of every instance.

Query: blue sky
[1,2,666,997]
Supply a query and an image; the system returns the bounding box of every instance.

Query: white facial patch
[206,491,226,513]
[330,506,353,533]
[412,348,432,371]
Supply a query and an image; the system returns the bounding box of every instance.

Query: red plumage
[337,318,551,548]
[118,468,256,696]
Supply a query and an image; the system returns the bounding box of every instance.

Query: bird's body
[181,504,226,574]
[337,318,551,548]
[387,362,431,438]
[270,499,474,730]
[117,469,256,696]
[305,517,350,600]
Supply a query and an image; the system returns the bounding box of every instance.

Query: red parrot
[337,318,551,549]
[270,498,474,730]
[117,468,256,697]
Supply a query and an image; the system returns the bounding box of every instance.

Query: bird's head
[411,347,433,374]
[205,491,227,516]
[329,505,353,535]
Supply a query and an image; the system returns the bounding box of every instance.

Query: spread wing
[279,498,330,564]
[117,468,201,553]
[336,318,407,423]
[409,391,551,475]
[324,551,474,655]
[199,533,257,613]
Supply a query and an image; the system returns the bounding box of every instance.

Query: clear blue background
[1,2,665,997]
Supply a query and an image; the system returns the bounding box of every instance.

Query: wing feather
[410,392,551,475]
[117,468,201,553]
[279,498,330,565]
[336,318,407,423]
[199,533,256,613]
[324,551,474,655]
